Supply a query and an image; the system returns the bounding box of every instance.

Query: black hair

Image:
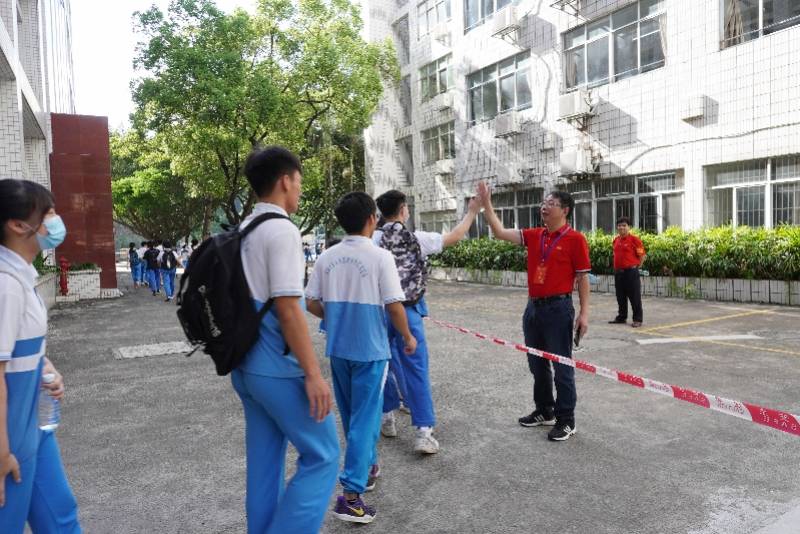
[129,242,136,251]
[375,190,406,219]
[0,179,55,244]
[546,190,575,217]
[334,192,377,235]
[141,241,147,247]
[616,216,632,226]
[191,239,198,246]
[244,146,303,197]
[163,240,172,249]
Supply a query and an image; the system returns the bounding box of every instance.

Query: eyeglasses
[540,201,562,209]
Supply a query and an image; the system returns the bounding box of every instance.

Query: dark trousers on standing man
[614,267,643,322]
[522,297,577,425]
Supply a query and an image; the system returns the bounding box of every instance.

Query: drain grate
[113,341,192,360]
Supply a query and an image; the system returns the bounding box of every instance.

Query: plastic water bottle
[39,373,60,432]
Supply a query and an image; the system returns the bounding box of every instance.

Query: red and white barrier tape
[427,318,800,438]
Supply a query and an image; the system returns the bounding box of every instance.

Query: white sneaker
[414,428,439,454]
[381,412,397,438]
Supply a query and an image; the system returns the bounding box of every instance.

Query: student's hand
[477,181,491,207]
[467,196,481,214]
[0,452,21,507]
[42,359,65,400]
[403,335,417,355]
[304,374,332,423]
[575,312,589,341]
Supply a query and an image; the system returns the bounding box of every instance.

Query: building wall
[364,0,800,233]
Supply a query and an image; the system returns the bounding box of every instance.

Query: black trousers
[614,268,643,322]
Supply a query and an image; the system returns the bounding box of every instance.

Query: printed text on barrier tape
[427,318,800,438]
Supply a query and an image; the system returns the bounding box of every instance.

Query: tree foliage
[110,130,208,241]
[131,0,397,233]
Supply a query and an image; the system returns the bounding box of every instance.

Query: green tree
[110,130,208,241]
[132,0,397,234]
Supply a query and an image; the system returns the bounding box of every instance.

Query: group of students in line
[128,239,196,302]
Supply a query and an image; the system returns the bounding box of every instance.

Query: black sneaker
[608,317,626,324]
[518,410,556,427]
[548,422,577,441]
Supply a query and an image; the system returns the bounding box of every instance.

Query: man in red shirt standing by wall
[609,216,646,328]
[478,182,591,441]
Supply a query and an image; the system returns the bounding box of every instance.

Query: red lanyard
[539,226,570,265]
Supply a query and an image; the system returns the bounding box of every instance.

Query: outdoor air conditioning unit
[434,158,455,175]
[494,111,522,138]
[491,6,519,38]
[560,148,594,176]
[681,95,706,121]
[496,165,523,185]
[540,131,557,151]
[431,22,450,44]
[431,91,454,111]
[558,89,592,120]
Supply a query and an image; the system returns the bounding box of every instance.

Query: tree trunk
[201,199,214,239]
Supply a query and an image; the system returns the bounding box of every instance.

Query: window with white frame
[706,155,800,228]
[420,210,457,232]
[420,55,453,102]
[722,0,800,49]
[422,121,456,164]
[468,188,544,238]
[464,0,512,32]
[559,172,683,233]
[468,52,532,124]
[564,0,666,90]
[418,0,452,38]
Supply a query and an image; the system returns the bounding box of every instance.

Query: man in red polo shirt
[609,216,646,327]
[478,182,591,441]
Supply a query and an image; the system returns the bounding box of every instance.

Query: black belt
[614,267,639,273]
[530,294,571,305]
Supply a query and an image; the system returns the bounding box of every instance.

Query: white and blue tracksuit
[0,246,81,533]
[306,235,405,495]
[233,203,339,534]
[373,228,443,428]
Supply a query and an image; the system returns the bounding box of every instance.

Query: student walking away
[609,217,646,327]
[230,146,338,534]
[374,188,481,454]
[128,242,141,288]
[136,241,149,288]
[0,178,82,532]
[478,182,590,442]
[158,241,180,302]
[306,192,417,524]
[179,241,191,269]
[143,242,161,296]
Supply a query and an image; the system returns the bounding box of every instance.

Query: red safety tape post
[427,318,800,438]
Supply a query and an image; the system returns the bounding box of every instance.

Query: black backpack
[161,250,178,270]
[176,212,290,375]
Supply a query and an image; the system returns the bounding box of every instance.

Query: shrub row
[430,226,800,280]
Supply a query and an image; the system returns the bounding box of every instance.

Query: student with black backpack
[143,242,161,296]
[158,241,180,302]
[224,146,338,533]
[374,188,481,454]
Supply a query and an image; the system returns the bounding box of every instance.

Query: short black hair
[616,216,632,226]
[163,240,172,248]
[375,190,406,219]
[141,241,147,247]
[191,239,198,246]
[334,192,377,235]
[0,179,55,244]
[547,190,575,217]
[244,146,303,197]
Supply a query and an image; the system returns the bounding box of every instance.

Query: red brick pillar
[49,114,117,289]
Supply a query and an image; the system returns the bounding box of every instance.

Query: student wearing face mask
[0,179,82,533]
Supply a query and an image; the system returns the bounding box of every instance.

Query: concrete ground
[45,268,800,533]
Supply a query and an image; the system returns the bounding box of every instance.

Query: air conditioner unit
[681,95,705,121]
[491,6,519,38]
[431,91,453,111]
[540,131,556,151]
[494,111,522,138]
[496,165,523,184]
[431,23,450,44]
[558,89,592,120]
[559,149,594,176]
[434,158,455,175]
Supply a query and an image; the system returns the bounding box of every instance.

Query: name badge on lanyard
[533,227,570,285]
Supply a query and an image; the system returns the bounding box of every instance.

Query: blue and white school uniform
[373,227,443,429]
[136,246,148,286]
[232,203,339,534]
[0,245,81,533]
[306,236,405,495]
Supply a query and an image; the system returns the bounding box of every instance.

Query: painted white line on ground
[113,341,192,360]
[636,335,763,345]
[753,502,800,534]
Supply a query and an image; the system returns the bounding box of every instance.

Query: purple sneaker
[366,464,380,492]
[332,495,376,524]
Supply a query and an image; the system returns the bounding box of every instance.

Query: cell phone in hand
[574,328,582,347]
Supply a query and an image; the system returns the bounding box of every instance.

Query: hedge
[429,226,800,281]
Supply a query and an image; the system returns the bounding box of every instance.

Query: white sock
[416,426,433,436]
[382,411,395,423]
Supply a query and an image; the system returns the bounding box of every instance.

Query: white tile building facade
[1,0,75,188]
[364,0,800,234]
